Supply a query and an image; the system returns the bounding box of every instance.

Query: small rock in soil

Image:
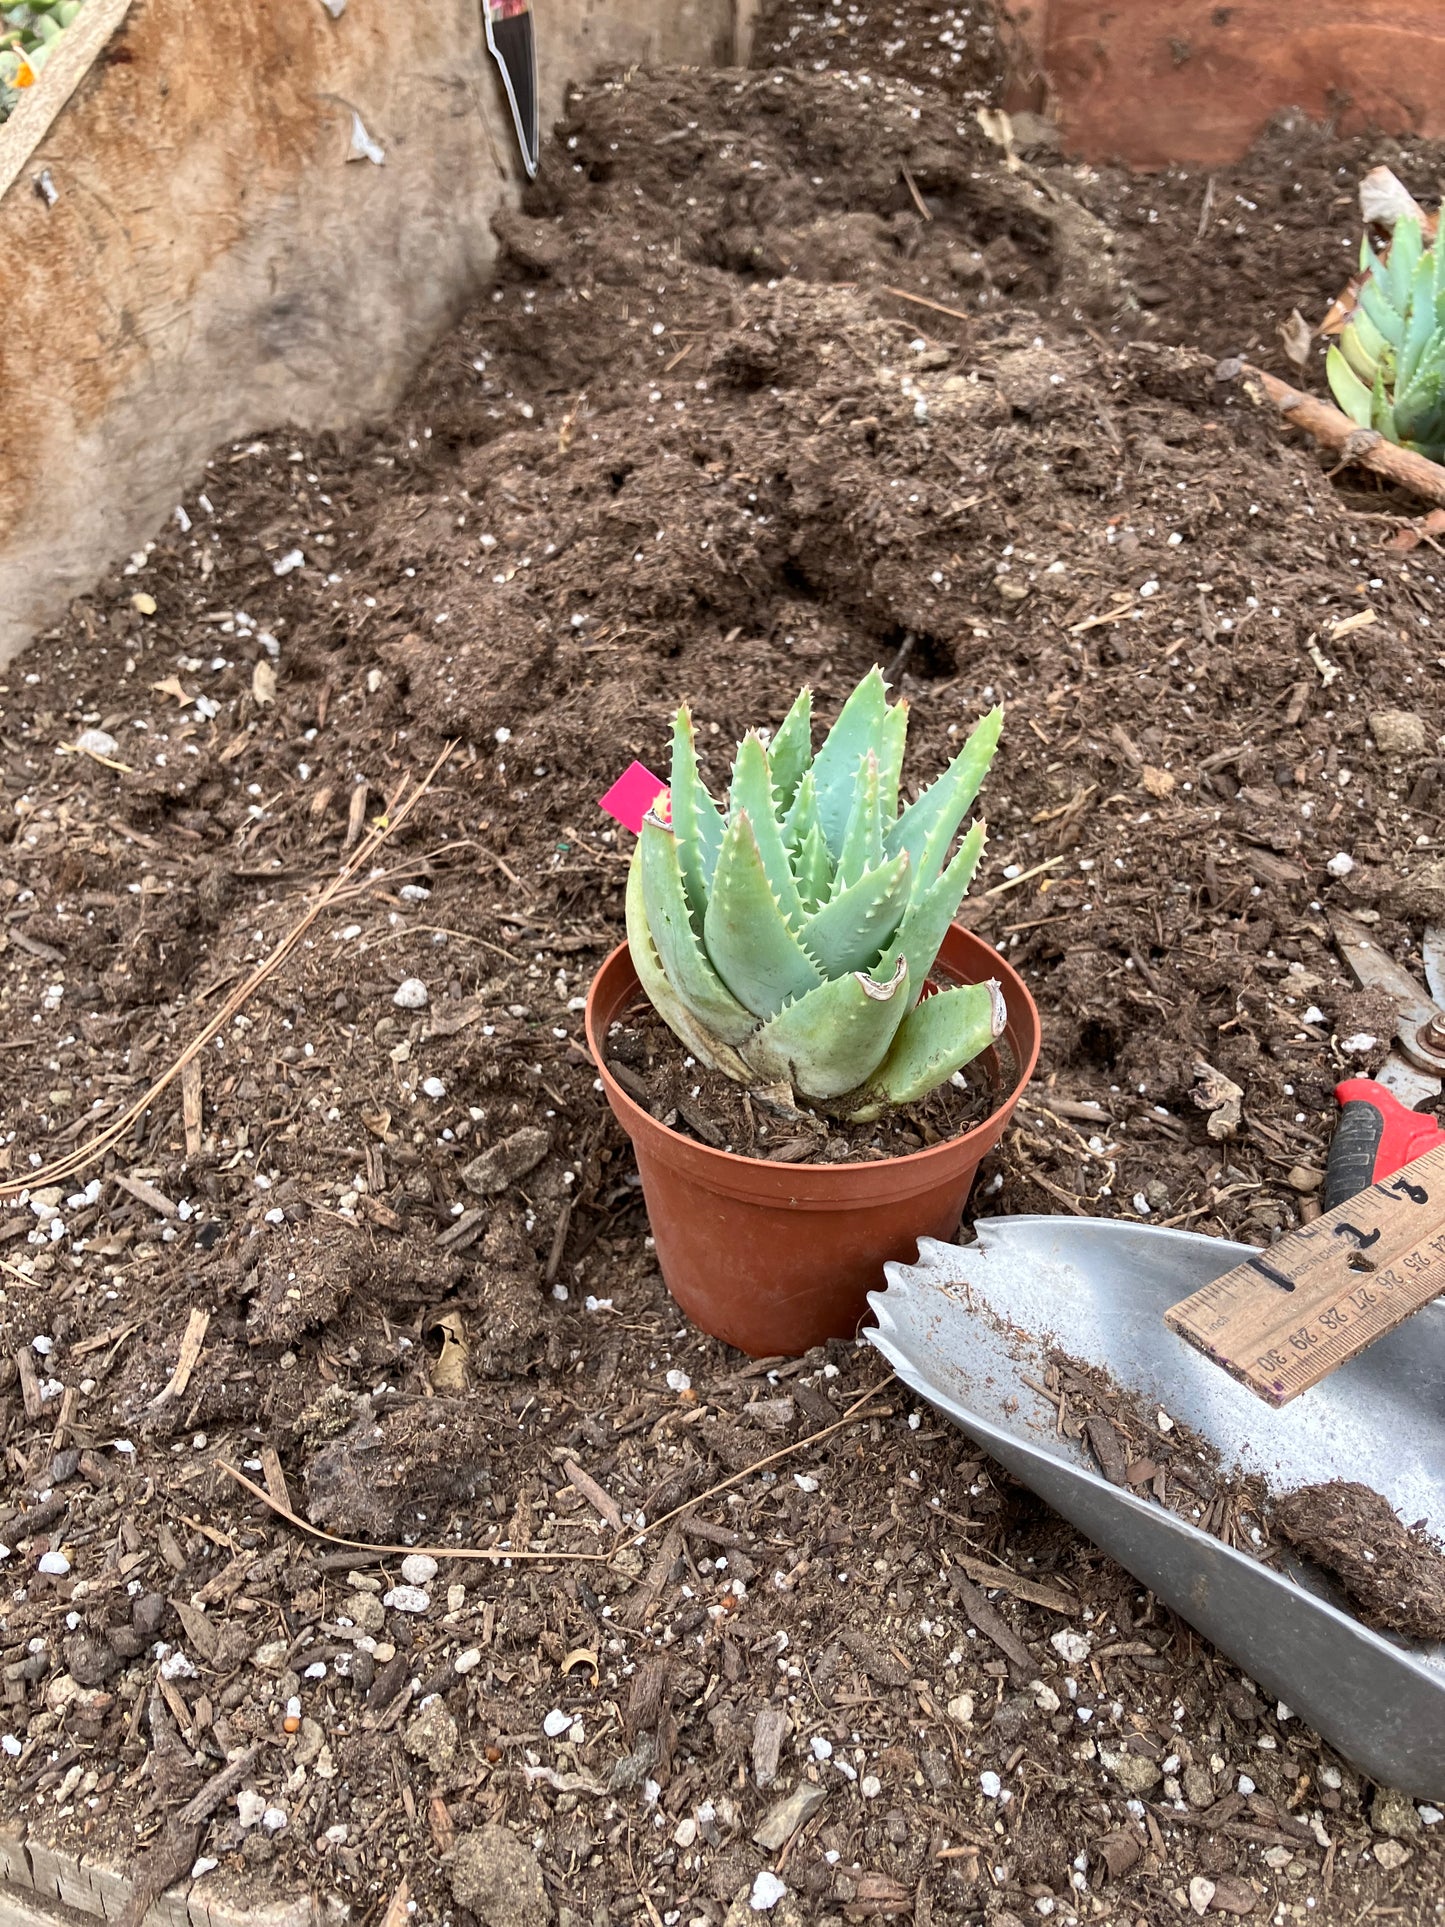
[449,1824,552,1924]
[461,1125,550,1196]
[393,978,429,1010]
[1108,1751,1162,1795]
[1369,710,1429,755]
[1208,1874,1260,1915]
[1371,1787,1422,1837]
[752,1705,788,1788]
[405,1697,458,1776]
[753,1780,826,1849]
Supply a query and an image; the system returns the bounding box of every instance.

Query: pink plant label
[598,762,669,833]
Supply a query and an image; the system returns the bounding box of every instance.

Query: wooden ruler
[1165,1141,1445,1405]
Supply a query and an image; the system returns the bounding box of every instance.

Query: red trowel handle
[1326,1077,1445,1212]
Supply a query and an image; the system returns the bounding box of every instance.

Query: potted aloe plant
[585,668,1040,1356]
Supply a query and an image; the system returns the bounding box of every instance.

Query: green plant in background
[626,667,1006,1121]
[1,0,88,126]
[1327,215,1445,463]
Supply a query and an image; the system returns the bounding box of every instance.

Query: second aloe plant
[626,667,1006,1121]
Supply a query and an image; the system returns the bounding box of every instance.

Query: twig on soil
[218,1462,608,1565]
[982,855,1064,897]
[146,1307,210,1411]
[1233,361,1445,508]
[0,745,453,1200]
[882,284,973,327]
[624,1378,896,1550]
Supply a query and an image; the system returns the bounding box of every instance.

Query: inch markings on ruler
[1165,1140,1445,1406]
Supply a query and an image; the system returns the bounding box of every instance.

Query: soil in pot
[604,997,1015,1164]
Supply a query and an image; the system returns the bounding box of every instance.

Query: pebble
[262,1807,288,1833]
[1109,1752,1162,1795]
[405,1697,459,1776]
[393,978,429,1010]
[1050,1630,1091,1665]
[1326,852,1355,877]
[461,1125,551,1197]
[750,1872,788,1912]
[75,728,119,758]
[860,1775,882,1799]
[1032,1682,1061,1715]
[946,1693,974,1726]
[454,1648,482,1674]
[1369,709,1429,755]
[449,1824,551,1924]
[400,1553,438,1587]
[1188,1876,1215,1916]
[542,1708,572,1738]
[191,1858,218,1879]
[236,1790,267,1829]
[753,1781,827,1851]
[37,1550,71,1576]
[382,1585,430,1614]
[979,1771,1002,1798]
[421,1077,447,1099]
[1372,1787,1421,1837]
[346,1592,385,1635]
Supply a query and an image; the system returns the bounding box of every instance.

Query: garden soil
[3,2,1445,1921]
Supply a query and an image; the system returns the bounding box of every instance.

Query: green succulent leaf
[730,732,805,928]
[836,749,883,890]
[768,687,813,814]
[799,850,911,977]
[876,696,909,823]
[744,958,909,1099]
[704,810,825,1019]
[783,767,821,853]
[848,978,1005,1118]
[1338,318,1381,389]
[626,852,755,1080]
[793,819,835,914]
[878,819,987,1009]
[638,815,756,1046]
[811,666,891,856]
[668,705,724,928]
[1326,343,1375,429]
[887,705,1001,885]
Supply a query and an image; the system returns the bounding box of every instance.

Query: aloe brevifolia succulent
[626,668,1005,1122]
[1327,215,1445,463]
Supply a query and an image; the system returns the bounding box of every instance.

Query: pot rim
[583,925,1041,1182]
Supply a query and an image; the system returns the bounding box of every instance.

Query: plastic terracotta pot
[584,924,1042,1359]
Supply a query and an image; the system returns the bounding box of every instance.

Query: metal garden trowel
[866,1215,1445,1798]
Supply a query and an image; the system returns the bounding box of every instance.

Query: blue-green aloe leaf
[668,706,724,928]
[836,750,882,890]
[730,732,805,928]
[783,768,820,852]
[847,978,1005,1118]
[704,810,824,1019]
[744,958,909,1100]
[799,850,910,977]
[811,666,890,856]
[876,696,908,822]
[626,853,755,1080]
[1327,344,1375,429]
[637,814,755,1046]
[878,820,988,1009]
[768,687,812,814]
[886,706,1001,883]
[793,820,834,914]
